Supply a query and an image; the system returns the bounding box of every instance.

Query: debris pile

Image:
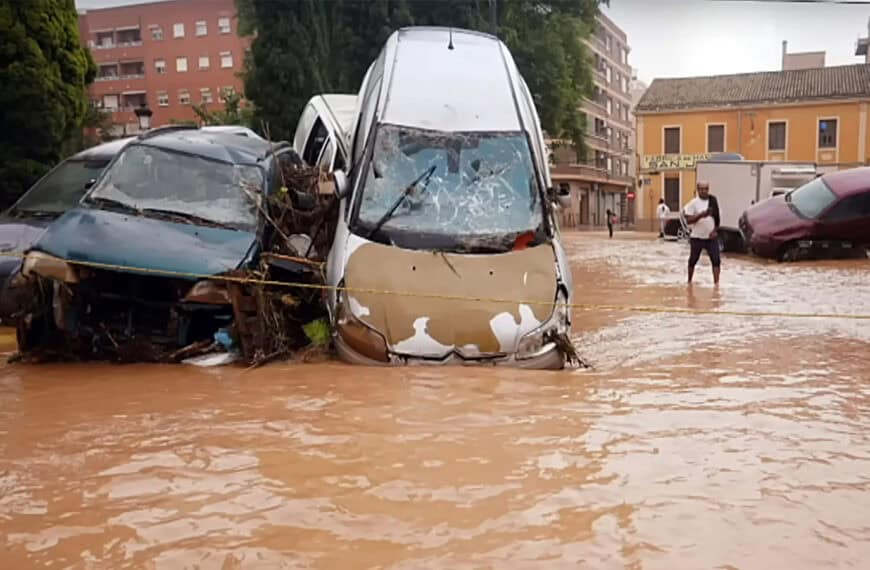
[13,161,339,366]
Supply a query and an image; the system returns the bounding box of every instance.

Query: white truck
[695,160,817,251]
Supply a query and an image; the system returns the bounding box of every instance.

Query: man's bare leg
[713,266,720,285]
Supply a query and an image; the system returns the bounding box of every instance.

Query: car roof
[381,27,522,132]
[134,129,284,164]
[70,137,136,160]
[200,125,263,139]
[822,167,870,198]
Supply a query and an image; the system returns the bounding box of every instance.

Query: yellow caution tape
[2,251,869,321]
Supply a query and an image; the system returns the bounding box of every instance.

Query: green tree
[238,0,411,140]
[238,0,600,154]
[192,91,255,127]
[0,0,95,207]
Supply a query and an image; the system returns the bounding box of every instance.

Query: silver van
[326,27,574,369]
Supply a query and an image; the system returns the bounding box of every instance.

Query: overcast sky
[76,0,870,82]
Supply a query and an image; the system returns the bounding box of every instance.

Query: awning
[121,90,146,95]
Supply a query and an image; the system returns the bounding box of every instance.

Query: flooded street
[1,232,869,569]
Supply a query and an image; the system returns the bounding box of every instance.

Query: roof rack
[138,124,199,140]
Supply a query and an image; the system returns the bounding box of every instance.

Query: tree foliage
[0,0,95,207]
[238,0,600,154]
[192,91,255,127]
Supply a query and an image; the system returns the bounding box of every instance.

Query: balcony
[551,161,634,187]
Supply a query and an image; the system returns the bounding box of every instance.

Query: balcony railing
[119,73,145,79]
[95,75,119,82]
[117,40,143,48]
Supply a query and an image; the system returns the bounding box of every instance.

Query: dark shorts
[688,238,721,268]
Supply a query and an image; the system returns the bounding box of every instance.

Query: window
[157,91,169,107]
[818,119,838,149]
[303,118,329,165]
[102,94,119,111]
[179,90,191,105]
[664,176,680,211]
[200,88,213,104]
[151,26,163,40]
[220,52,233,69]
[664,127,680,154]
[176,56,188,72]
[768,121,786,151]
[823,194,870,222]
[198,55,210,69]
[218,17,231,34]
[707,124,725,153]
[173,23,184,38]
[154,58,166,74]
[790,177,837,219]
[196,20,207,36]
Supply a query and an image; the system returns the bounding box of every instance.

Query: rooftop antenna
[448,28,454,50]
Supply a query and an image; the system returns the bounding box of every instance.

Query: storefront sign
[641,153,711,171]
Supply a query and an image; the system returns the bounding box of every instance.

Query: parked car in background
[16,127,303,356]
[326,27,575,369]
[695,159,816,251]
[0,138,134,319]
[293,94,357,171]
[739,167,870,261]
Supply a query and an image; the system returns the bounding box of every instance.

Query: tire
[779,243,801,263]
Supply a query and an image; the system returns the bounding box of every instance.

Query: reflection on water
[1,233,869,569]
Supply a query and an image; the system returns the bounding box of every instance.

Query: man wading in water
[683,181,721,285]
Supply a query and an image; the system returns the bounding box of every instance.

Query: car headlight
[516,291,570,360]
[335,284,389,362]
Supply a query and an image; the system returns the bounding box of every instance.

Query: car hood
[0,217,54,279]
[744,195,810,235]
[341,236,558,359]
[33,207,257,279]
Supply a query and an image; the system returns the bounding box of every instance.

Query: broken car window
[356,126,543,238]
[87,145,263,230]
[15,159,109,214]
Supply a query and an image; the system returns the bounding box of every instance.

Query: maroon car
[739,167,870,261]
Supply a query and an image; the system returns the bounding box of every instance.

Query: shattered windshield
[87,145,263,230]
[355,125,544,240]
[14,159,109,215]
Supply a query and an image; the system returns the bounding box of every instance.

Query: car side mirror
[548,186,571,209]
[84,179,96,190]
[333,170,351,200]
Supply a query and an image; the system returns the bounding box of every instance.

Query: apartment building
[634,64,870,230]
[78,0,247,135]
[551,12,635,228]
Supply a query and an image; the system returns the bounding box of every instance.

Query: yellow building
[634,63,870,229]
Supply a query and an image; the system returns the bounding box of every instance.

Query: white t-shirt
[656,203,670,219]
[683,197,716,239]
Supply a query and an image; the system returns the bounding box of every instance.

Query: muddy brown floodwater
[1,232,869,569]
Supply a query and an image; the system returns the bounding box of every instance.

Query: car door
[816,191,870,244]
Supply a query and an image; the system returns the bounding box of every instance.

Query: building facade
[551,12,635,228]
[78,0,247,135]
[634,64,870,230]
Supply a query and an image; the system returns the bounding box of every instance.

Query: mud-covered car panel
[341,239,558,358]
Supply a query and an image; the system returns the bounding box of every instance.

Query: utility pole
[489,0,497,36]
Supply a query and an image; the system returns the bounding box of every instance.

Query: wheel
[779,243,801,263]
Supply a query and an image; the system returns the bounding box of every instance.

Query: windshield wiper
[367,165,437,239]
[10,208,60,219]
[140,208,239,230]
[87,196,141,214]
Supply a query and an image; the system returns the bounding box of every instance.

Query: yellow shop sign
[642,153,711,170]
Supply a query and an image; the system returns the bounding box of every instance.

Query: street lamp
[134,102,153,132]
